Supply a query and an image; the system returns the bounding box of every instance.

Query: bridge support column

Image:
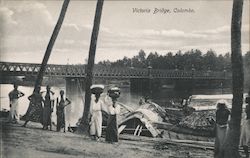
[65,77,85,126]
[130,78,149,97]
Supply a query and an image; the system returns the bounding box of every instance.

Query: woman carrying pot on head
[89,85,105,141]
[105,87,121,143]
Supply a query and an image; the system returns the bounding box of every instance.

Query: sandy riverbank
[0,118,217,158]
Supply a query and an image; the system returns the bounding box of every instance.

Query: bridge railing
[93,66,149,78]
[0,62,231,79]
[151,69,230,79]
[151,69,192,79]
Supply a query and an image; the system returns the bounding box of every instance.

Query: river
[0,84,231,126]
[0,84,142,126]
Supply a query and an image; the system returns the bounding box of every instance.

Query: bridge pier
[130,78,149,96]
[65,77,85,126]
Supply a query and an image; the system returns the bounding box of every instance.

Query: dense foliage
[98,49,250,72]
[98,49,250,88]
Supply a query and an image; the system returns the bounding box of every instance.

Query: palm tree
[78,0,104,133]
[34,0,70,89]
[221,0,244,157]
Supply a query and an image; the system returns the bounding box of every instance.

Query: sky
[0,0,249,64]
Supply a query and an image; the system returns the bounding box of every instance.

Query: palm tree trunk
[221,0,244,157]
[78,0,104,133]
[34,0,70,89]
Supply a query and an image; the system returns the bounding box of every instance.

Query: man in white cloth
[89,84,105,141]
[8,83,25,123]
[240,92,250,158]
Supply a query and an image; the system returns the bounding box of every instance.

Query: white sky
[0,0,249,64]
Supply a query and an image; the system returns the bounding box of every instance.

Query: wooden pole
[78,0,104,132]
[222,0,244,157]
[34,0,70,89]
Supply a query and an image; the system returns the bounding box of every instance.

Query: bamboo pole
[34,0,70,89]
[78,0,104,132]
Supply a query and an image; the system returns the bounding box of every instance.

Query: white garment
[240,119,250,146]
[102,95,112,113]
[9,99,19,121]
[104,95,120,115]
[90,97,103,137]
[108,104,120,115]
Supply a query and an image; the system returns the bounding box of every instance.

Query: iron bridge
[0,62,231,80]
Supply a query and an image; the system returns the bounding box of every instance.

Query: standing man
[214,100,231,158]
[8,83,25,123]
[42,85,55,130]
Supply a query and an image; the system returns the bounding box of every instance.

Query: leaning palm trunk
[220,0,244,157]
[77,0,104,133]
[34,0,70,89]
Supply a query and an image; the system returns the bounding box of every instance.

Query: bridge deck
[0,62,231,79]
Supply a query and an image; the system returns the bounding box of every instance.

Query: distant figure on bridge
[89,85,105,141]
[240,91,250,158]
[214,100,230,158]
[106,87,121,143]
[56,90,71,132]
[23,86,44,127]
[42,85,55,130]
[8,83,25,123]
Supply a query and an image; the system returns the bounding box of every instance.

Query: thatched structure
[178,110,215,132]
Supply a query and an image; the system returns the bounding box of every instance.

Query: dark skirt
[57,110,65,131]
[106,114,118,142]
[43,106,52,127]
[23,102,43,124]
[214,124,228,158]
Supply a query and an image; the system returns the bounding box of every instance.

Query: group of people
[10,82,250,148]
[8,83,121,143]
[214,91,250,158]
[89,85,121,143]
[8,84,71,132]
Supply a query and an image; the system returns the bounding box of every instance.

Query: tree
[78,0,104,133]
[97,49,250,72]
[147,52,159,68]
[131,49,147,68]
[34,0,70,89]
[138,49,146,63]
[222,0,244,157]
[202,49,217,70]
